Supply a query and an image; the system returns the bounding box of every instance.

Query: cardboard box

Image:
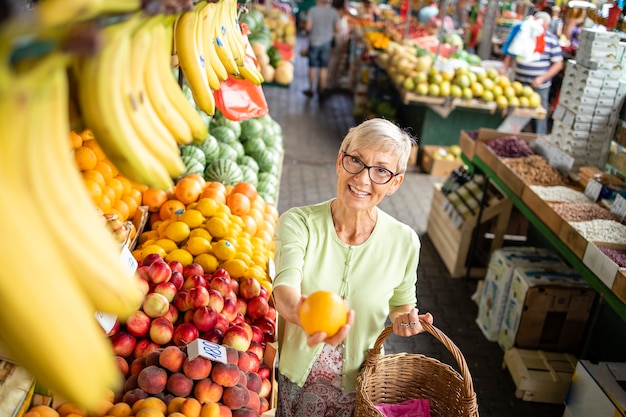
[475,248,565,342]
[0,359,36,417]
[420,145,463,177]
[458,130,478,160]
[504,348,577,404]
[498,266,596,353]
[564,360,626,416]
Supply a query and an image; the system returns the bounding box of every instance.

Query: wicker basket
[355,322,479,417]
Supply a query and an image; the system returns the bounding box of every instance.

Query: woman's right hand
[304,308,355,347]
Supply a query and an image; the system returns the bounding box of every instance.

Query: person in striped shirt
[502,11,563,134]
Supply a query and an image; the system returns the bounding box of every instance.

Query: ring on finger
[409,321,418,327]
[401,323,410,328]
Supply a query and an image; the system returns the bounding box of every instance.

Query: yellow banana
[208,1,241,77]
[155,18,208,143]
[143,18,194,145]
[75,13,174,190]
[218,0,246,66]
[35,0,141,28]
[174,3,215,116]
[0,52,123,412]
[196,1,221,91]
[125,15,186,178]
[238,60,264,85]
[21,59,145,319]
[201,2,230,81]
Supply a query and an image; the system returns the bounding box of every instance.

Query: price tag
[120,245,138,274]
[584,179,603,202]
[611,194,626,222]
[531,138,555,159]
[187,338,227,364]
[267,258,276,281]
[95,311,117,334]
[548,147,575,175]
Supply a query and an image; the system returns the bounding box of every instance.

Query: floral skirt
[276,343,356,417]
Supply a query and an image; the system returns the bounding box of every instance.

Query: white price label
[187,338,227,364]
[548,148,575,175]
[584,179,603,202]
[611,194,626,222]
[120,245,138,274]
[267,258,276,282]
[95,311,117,334]
[531,138,554,159]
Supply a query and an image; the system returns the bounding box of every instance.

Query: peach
[167,372,194,397]
[134,408,166,417]
[137,365,168,394]
[56,401,87,416]
[167,397,187,414]
[132,397,167,414]
[224,346,239,365]
[159,345,186,373]
[134,339,161,359]
[259,397,269,414]
[145,349,163,367]
[194,378,224,404]
[114,355,129,377]
[130,356,147,375]
[90,399,114,417]
[222,384,250,410]
[246,391,260,414]
[183,356,213,380]
[180,398,202,417]
[246,342,264,364]
[122,387,148,406]
[259,378,272,399]
[211,362,241,387]
[28,405,60,417]
[105,401,132,417]
[236,351,254,373]
[232,406,259,417]
[200,402,221,417]
[124,374,139,392]
[245,372,262,394]
[218,404,233,417]
[238,369,247,386]
[168,413,186,417]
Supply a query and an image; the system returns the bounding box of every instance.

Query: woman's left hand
[392,308,433,336]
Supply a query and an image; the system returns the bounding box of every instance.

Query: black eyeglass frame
[341,152,399,185]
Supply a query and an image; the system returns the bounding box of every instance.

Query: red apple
[169,270,184,290]
[247,342,264,364]
[238,277,261,300]
[142,253,164,267]
[136,276,150,296]
[183,262,204,279]
[148,260,172,284]
[215,313,230,333]
[257,365,270,381]
[209,276,232,297]
[192,305,218,332]
[266,306,277,321]
[183,309,194,324]
[173,289,194,312]
[149,317,174,345]
[110,330,136,358]
[235,298,248,316]
[134,339,160,358]
[163,304,179,324]
[230,279,239,295]
[136,265,151,281]
[190,286,210,308]
[183,274,207,290]
[173,322,199,346]
[246,349,261,372]
[259,377,272,399]
[250,325,264,344]
[208,289,225,313]
[168,260,184,274]
[125,310,152,337]
[222,324,252,352]
[200,328,224,344]
[253,317,276,342]
[221,297,238,322]
[259,285,270,301]
[232,312,246,325]
[153,281,177,302]
[142,292,170,318]
[106,319,121,337]
[246,296,269,320]
[212,268,231,280]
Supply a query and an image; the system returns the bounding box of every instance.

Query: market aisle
[261,36,564,417]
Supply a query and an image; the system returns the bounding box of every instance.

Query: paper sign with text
[187,338,228,363]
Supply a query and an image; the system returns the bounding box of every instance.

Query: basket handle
[363,321,475,399]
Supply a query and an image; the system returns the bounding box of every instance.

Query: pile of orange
[133,175,279,292]
[71,130,146,223]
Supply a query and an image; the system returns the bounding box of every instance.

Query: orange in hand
[299,290,348,337]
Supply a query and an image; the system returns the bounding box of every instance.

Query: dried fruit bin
[355,322,478,417]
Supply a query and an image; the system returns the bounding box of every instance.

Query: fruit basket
[355,322,479,417]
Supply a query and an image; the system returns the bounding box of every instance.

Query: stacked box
[497,266,596,353]
[564,360,626,416]
[549,29,626,171]
[475,247,565,342]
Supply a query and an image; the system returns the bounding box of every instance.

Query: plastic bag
[375,398,431,417]
[214,24,269,121]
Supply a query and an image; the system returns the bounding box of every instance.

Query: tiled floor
[262,37,565,417]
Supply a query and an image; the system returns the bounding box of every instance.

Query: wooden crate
[503,348,577,404]
[520,186,564,236]
[427,185,514,278]
[420,145,463,177]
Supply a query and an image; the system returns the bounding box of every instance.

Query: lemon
[189,227,212,240]
[141,244,167,259]
[164,221,191,242]
[220,258,248,278]
[212,239,237,261]
[155,238,179,253]
[246,265,267,281]
[156,218,174,238]
[186,236,212,256]
[206,217,229,239]
[179,209,205,229]
[195,197,219,217]
[165,248,193,266]
[235,251,253,266]
[139,230,159,244]
[194,253,219,273]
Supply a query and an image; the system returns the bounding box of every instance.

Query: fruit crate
[426,184,514,278]
[421,145,464,177]
[0,359,36,417]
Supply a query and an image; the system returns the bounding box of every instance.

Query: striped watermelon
[197,135,220,163]
[239,165,259,186]
[243,137,266,158]
[231,141,245,159]
[217,143,238,161]
[211,126,238,145]
[182,160,205,177]
[257,148,281,173]
[180,145,206,165]
[237,155,260,174]
[210,110,242,139]
[204,159,244,186]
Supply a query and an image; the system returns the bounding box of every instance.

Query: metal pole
[434,0,450,60]
[477,0,500,59]
[404,0,413,39]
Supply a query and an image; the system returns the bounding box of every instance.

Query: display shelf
[473,156,626,323]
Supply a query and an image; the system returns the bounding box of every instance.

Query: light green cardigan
[272,199,420,393]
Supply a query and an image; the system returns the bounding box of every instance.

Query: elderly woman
[272,118,434,417]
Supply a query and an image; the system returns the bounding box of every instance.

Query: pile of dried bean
[530,185,591,203]
[487,136,535,157]
[598,246,626,267]
[548,202,616,221]
[570,219,626,244]
[504,155,568,186]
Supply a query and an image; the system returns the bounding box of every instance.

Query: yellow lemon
[139,230,159,244]
[156,218,174,238]
[247,265,268,281]
[141,244,167,260]
[220,258,248,278]
[186,236,212,256]
[194,253,219,273]
[235,251,253,266]
[195,197,219,217]
[164,221,191,242]
[155,238,179,253]
[179,209,205,229]
[165,248,194,266]
[206,217,229,239]
[212,239,237,261]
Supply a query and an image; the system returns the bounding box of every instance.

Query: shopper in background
[549,5,564,37]
[327,0,352,91]
[302,0,340,99]
[418,0,440,24]
[359,0,381,21]
[501,11,563,134]
[272,118,434,417]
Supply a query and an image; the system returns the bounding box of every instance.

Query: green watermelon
[239,165,259,186]
[257,148,281,173]
[180,145,206,165]
[237,155,260,174]
[204,159,244,186]
[210,111,242,139]
[197,135,220,163]
[231,141,245,159]
[243,137,266,157]
[258,172,279,188]
[211,126,238,145]
[217,143,238,161]
[182,160,205,177]
[240,118,264,141]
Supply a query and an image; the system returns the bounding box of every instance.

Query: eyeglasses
[341,152,398,185]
